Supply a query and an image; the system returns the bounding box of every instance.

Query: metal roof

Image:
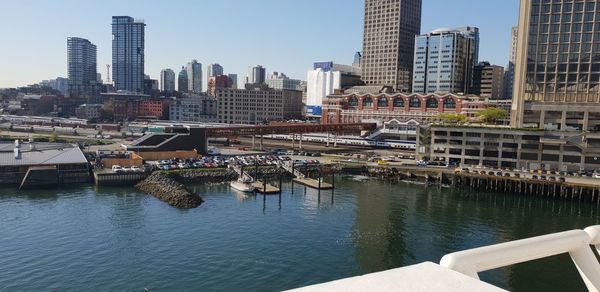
[0,142,88,167]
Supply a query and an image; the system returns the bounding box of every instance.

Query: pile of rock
[135,172,203,209]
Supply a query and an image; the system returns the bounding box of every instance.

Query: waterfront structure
[186,60,202,93]
[228,74,238,89]
[511,0,600,129]
[265,72,302,90]
[246,65,266,85]
[67,37,98,97]
[0,142,90,186]
[503,26,518,100]
[178,67,188,93]
[160,69,176,93]
[417,124,600,172]
[215,85,303,124]
[470,62,505,99]
[207,75,234,96]
[361,0,422,92]
[321,92,487,125]
[75,104,103,121]
[111,16,145,93]
[169,97,218,123]
[306,62,363,117]
[412,27,479,95]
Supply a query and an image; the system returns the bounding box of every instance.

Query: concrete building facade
[511,0,600,129]
[169,97,218,123]
[215,86,303,124]
[470,62,505,99]
[361,0,422,92]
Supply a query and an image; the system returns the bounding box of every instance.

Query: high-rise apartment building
[246,65,266,85]
[160,69,176,93]
[511,0,600,130]
[67,37,98,96]
[470,62,505,100]
[186,60,202,93]
[265,72,303,90]
[111,16,145,93]
[178,67,188,93]
[361,0,422,92]
[503,26,519,100]
[412,27,479,94]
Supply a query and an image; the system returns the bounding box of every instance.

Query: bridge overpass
[127,123,377,155]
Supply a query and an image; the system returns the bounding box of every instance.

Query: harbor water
[0,176,599,291]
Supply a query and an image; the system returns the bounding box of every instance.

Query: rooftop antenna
[106,64,111,84]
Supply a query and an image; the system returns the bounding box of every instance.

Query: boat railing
[440,225,600,291]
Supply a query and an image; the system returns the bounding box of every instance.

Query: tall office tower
[361,0,422,92]
[512,0,600,130]
[412,27,479,94]
[160,69,176,93]
[228,74,238,89]
[112,16,145,93]
[67,37,98,96]
[246,65,266,84]
[178,67,189,93]
[504,26,519,100]
[186,60,202,93]
[353,52,362,68]
[207,63,224,85]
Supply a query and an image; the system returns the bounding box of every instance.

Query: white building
[306,69,341,117]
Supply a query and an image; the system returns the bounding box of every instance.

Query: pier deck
[251,182,281,194]
[293,178,333,190]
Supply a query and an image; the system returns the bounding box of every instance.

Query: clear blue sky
[0,0,519,88]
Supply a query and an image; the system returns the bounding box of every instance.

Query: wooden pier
[293,178,333,190]
[251,181,281,194]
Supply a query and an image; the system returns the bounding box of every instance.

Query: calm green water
[0,177,599,291]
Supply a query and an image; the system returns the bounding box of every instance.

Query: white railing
[440,225,600,292]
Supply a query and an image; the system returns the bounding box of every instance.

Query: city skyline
[0,0,518,88]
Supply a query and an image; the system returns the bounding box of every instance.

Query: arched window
[363,97,373,108]
[377,97,388,108]
[393,98,405,108]
[409,97,421,108]
[426,98,439,109]
[443,98,456,109]
[348,97,358,107]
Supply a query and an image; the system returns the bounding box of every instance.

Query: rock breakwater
[135,172,203,208]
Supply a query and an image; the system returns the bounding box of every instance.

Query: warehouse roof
[0,142,88,166]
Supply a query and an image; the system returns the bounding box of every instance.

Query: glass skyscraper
[160,69,175,93]
[512,0,600,129]
[112,16,145,93]
[186,60,202,93]
[67,37,97,96]
[412,27,479,94]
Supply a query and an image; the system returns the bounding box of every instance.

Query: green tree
[477,107,508,124]
[437,113,468,124]
[49,131,58,143]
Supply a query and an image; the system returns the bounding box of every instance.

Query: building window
[348,97,358,107]
[363,97,373,108]
[378,97,388,108]
[443,98,456,109]
[409,97,421,108]
[393,98,405,108]
[426,98,438,109]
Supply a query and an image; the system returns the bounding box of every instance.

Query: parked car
[112,165,125,173]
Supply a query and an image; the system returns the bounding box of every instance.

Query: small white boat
[230,180,255,193]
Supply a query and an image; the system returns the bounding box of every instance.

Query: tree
[437,113,467,124]
[477,107,508,124]
[49,131,58,143]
